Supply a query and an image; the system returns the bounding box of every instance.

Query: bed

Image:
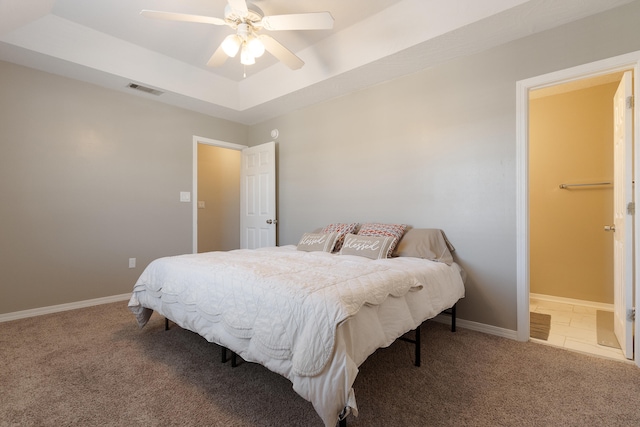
[128,225,465,426]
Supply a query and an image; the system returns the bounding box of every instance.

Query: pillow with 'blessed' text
[297,232,339,252]
[357,223,406,258]
[339,234,394,260]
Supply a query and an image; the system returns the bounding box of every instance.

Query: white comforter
[129,245,464,426]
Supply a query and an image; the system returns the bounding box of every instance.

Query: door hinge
[628,308,636,321]
[627,95,634,109]
[627,202,635,215]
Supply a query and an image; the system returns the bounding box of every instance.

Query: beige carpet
[2,302,640,426]
[530,312,551,341]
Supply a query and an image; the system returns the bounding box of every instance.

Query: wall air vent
[127,83,163,96]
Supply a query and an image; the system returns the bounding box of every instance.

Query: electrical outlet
[129,258,136,268]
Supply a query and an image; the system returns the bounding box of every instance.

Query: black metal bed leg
[414,324,421,367]
[164,317,169,331]
[451,303,457,332]
[339,417,347,427]
[221,347,238,367]
[399,324,422,367]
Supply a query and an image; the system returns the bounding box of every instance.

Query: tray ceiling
[0,0,633,124]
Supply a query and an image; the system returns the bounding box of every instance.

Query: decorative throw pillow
[320,223,359,252]
[340,234,394,260]
[296,232,339,252]
[357,223,407,257]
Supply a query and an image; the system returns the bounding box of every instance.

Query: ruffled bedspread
[129,247,423,376]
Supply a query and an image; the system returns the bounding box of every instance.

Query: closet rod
[559,182,611,189]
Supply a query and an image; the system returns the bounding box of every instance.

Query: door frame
[515,50,640,367]
[192,135,248,254]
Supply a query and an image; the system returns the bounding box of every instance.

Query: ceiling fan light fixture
[221,34,241,57]
[240,45,255,65]
[142,1,332,71]
[247,36,265,58]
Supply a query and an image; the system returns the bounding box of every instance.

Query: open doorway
[191,136,247,254]
[197,144,241,252]
[516,51,640,367]
[528,73,625,360]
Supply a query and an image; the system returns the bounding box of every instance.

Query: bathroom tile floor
[530,296,627,362]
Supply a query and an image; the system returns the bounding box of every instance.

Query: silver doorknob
[266,219,278,225]
[604,225,616,232]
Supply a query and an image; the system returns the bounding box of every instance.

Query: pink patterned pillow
[320,223,359,252]
[357,223,407,258]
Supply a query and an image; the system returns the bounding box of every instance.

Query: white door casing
[240,141,277,249]
[613,70,634,359]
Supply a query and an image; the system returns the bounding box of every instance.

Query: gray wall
[0,61,247,314]
[249,2,640,331]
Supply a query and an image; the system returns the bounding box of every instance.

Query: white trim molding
[433,314,519,340]
[530,293,614,312]
[0,293,131,323]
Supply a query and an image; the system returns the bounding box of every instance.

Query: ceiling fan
[141,0,334,71]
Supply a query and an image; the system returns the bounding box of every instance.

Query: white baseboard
[530,293,614,311]
[432,314,518,340]
[0,293,131,323]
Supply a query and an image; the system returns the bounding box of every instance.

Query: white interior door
[612,70,634,360]
[240,141,276,249]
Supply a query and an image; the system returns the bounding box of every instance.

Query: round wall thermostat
[270,129,279,139]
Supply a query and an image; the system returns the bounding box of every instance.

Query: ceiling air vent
[127,83,163,96]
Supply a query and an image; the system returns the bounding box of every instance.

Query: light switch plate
[180,191,191,202]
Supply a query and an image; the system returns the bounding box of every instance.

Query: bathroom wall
[529,81,619,304]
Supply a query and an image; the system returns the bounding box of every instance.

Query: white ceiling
[0,0,634,125]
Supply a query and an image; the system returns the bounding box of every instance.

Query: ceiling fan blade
[140,10,227,26]
[207,44,229,67]
[227,0,249,18]
[258,35,304,70]
[261,12,334,31]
